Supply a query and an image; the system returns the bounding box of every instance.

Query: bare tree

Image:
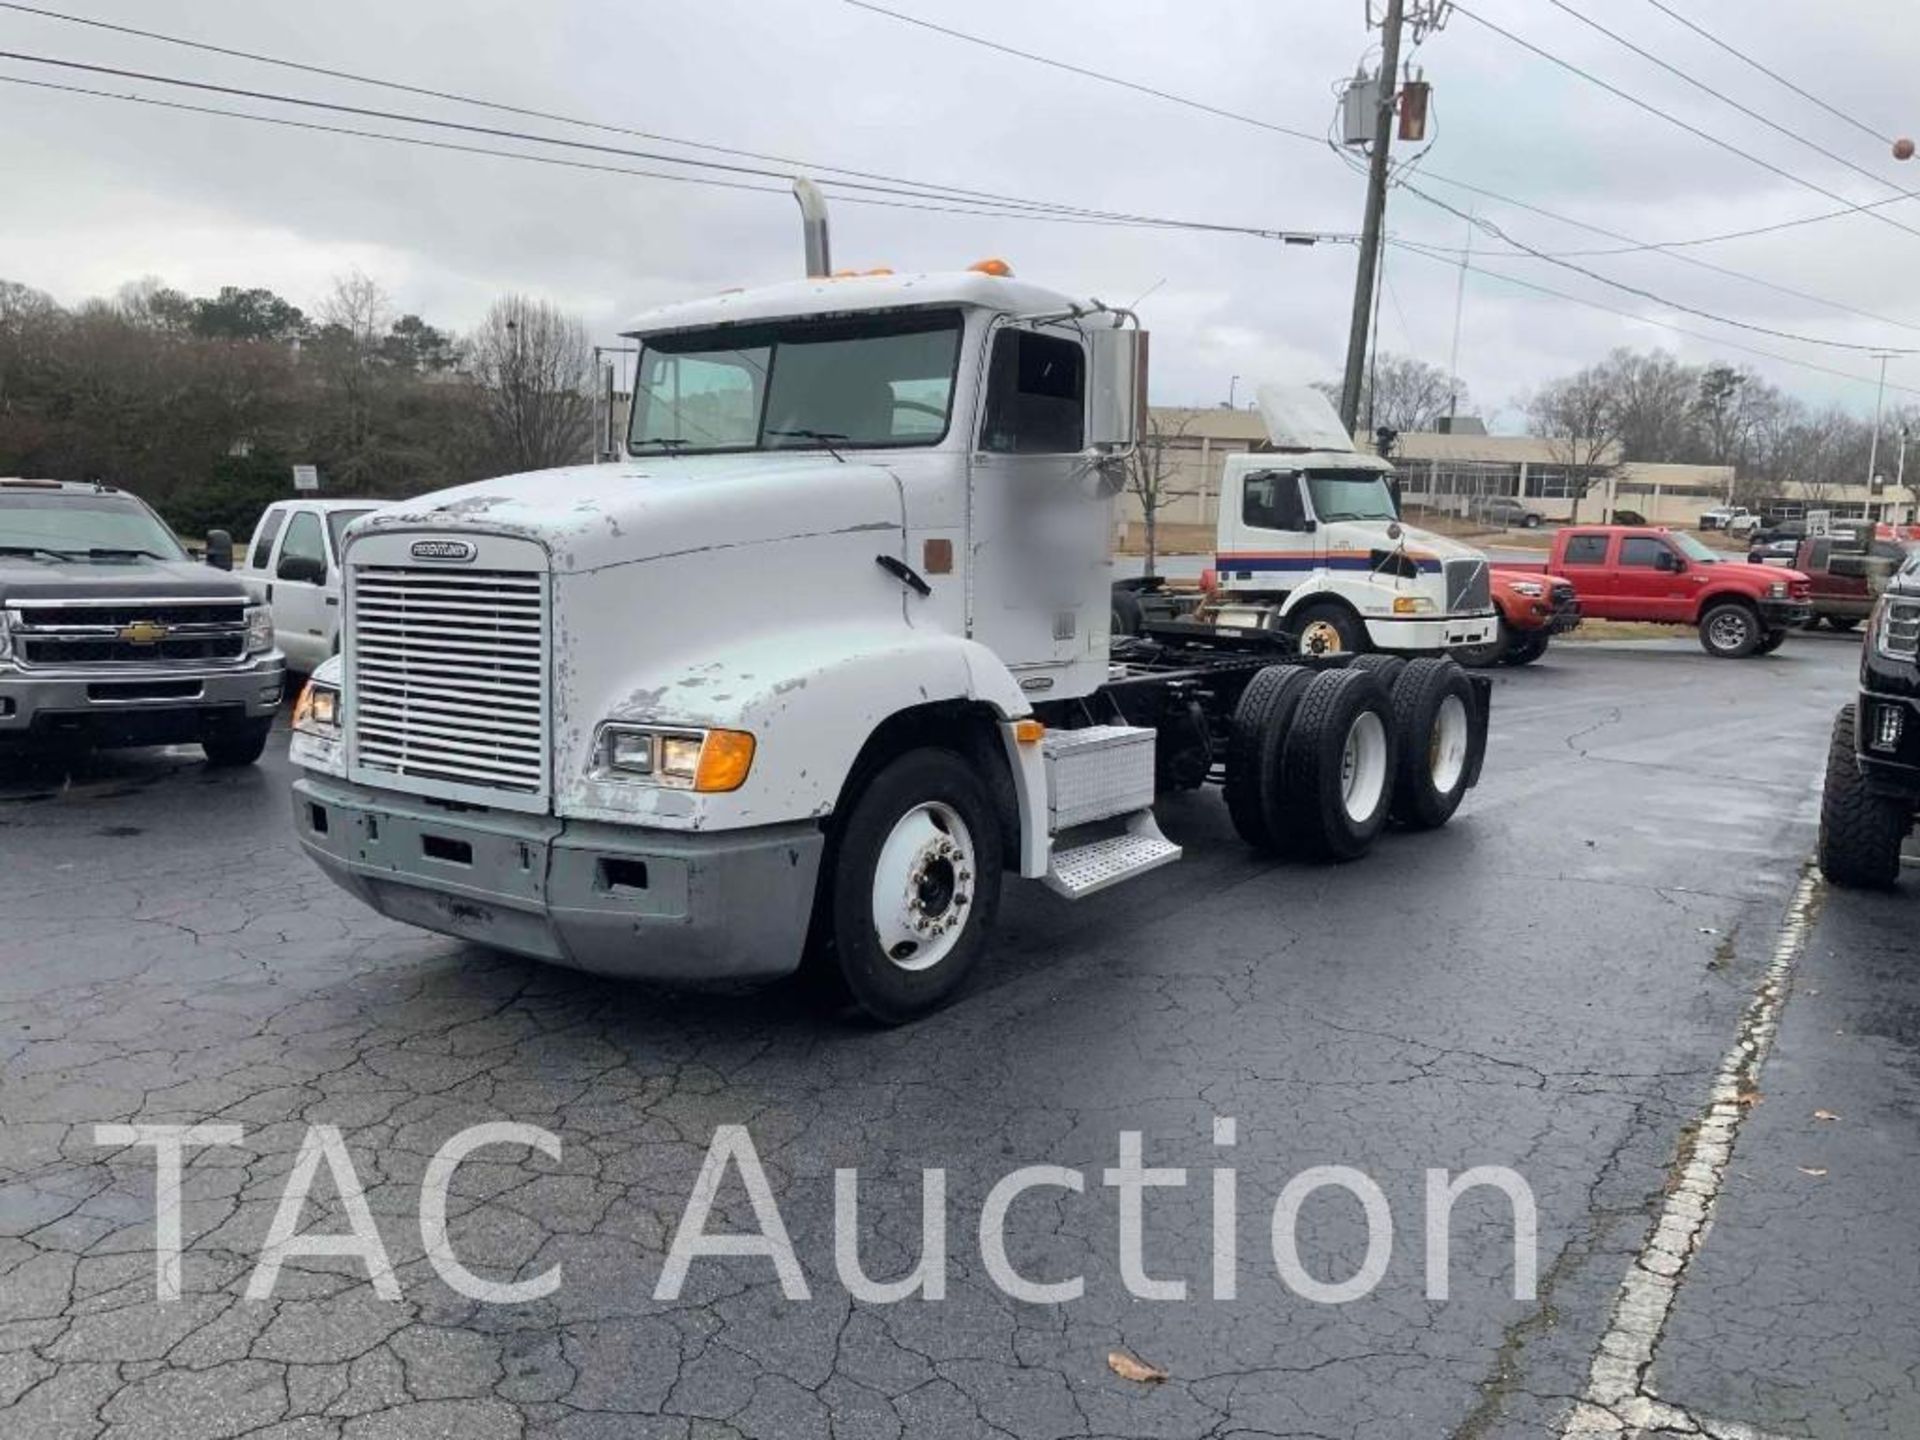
[1124,412,1204,578]
[469,295,596,473]
[1315,353,1466,434]
[1526,368,1619,523]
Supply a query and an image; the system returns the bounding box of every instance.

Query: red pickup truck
[1509,526,1812,658]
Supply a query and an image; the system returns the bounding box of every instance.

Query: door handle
[326,597,338,607]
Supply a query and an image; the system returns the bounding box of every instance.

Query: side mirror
[278,554,325,585]
[1088,327,1146,451]
[1656,550,1684,573]
[205,529,233,571]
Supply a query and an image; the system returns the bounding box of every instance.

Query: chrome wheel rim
[1708,611,1750,651]
[872,801,975,972]
[1340,711,1390,822]
[1300,619,1347,656]
[1430,694,1469,794]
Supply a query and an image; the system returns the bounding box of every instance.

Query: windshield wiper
[0,544,83,561]
[87,547,168,561]
[767,428,847,462]
[634,436,692,452]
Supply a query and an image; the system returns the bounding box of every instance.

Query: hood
[0,553,250,605]
[1492,567,1573,589]
[1719,561,1809,588]
[1318,518,1487,569]
[352,455,903,574]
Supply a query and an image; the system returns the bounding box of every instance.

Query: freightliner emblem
[409,539,477,562]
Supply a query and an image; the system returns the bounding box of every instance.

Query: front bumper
[1759,598,1814,630]
[1854,689,1920,804]
[0,659,285,747]
[1362,610,1498,653]
[292,774,826,981]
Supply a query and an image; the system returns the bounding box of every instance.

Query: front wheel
[1755,628,1789,655]
[1503,630,1551,666]
[1286,600,1369,658]
[826,749,1004,1024]
[1818,705,1909,889]
[1826,615,1860,632]
[202,719,272,767]
[1699,601,1762,659]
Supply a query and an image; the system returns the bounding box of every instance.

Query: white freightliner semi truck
[289,257,1494,1022]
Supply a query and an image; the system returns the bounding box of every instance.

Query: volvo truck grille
[347,565,548,799]
[1445,558,1492,612]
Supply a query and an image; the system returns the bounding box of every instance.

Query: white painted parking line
[1561,866,1825,1440]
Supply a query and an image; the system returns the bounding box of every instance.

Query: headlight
[1508,581,1545,598]
[245,604,275,655]
[594,724,755,792]
[1769,581,1788,599]
[0,610,12,663]
[292,680,341,735]
[1876,597,1920,660]
[1391,596,1436,614]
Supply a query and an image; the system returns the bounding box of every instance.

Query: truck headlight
[1391,596,1436,614]
[1769,581,1788,600]
[292,680,341,735]
[1507,581,1544,598]
[595,724,756,793]
[0,610,12,664]
[245,604,275,655]
[1877,598,1920,659]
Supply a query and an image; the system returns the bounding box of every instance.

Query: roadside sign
[292,464,319,493]
[1807,509,1832,538]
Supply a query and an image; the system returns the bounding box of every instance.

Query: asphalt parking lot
[0,630,1909,1440]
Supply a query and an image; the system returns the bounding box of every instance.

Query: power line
[1391,237,1920,400]
[1637,0,1892,148]
[844,0,1920,333]
[1448,2,1920,244]
[0,49,1352,243]
[0,72,1356,239]
[0,0,1178,224]
[843,0,1326,146]
[1548,0,1910,202]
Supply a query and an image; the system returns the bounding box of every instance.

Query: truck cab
[287,264,1493,1021]
[239,499,380,674]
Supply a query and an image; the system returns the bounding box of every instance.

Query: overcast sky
[2,0,1917,430]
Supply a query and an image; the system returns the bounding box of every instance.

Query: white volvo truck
[289,262,1493,1022]
[1115,388,1497,657]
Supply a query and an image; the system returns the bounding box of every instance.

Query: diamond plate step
[1043,812,1182,899]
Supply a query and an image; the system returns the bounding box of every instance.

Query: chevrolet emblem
[119,620,170,645]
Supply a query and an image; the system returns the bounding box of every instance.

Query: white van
[239,499,381,673]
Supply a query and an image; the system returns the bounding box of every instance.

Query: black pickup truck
[1819,551,1920,886]
[0,479,284,764]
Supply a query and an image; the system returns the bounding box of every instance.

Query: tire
[1503,631,1551,667]
[1286,600,1369,657]
[824,748,1004,1024]
[202,719,271,768]
[1818,705,1909,889]
[1276,668,1397,861]
[1698,601,1762,659]
[1755,628,1788,655]
[1111,588,1145,639]
[1826,615,1860,632]
[1453,618,1508,669]
[1223,665,1314,851]
[1350,653,1409,690]
[1387,658,1482,831]
[1522,514,1542,529]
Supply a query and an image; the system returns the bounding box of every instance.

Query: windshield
[325,508,375,557]
[1671,532,1721,563]
[1305,470,1400,523]
[0,492,187,561]
[628,310,964,455]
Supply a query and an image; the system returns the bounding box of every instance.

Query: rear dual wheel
[1227,665,1398,861]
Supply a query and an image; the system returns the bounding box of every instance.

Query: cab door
[270,507,331,672]
[1555,531,1616,616]
[967,324,1102,688]
[1616,534,1692,621]
[238,503,288,605]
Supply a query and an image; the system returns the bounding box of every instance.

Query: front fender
[557,626,1032,830]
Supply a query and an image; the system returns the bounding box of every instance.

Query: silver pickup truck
[0,479,284,764]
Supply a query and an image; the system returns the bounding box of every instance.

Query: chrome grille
[1445,558,1491,612]
[348,565,548,798]
[10,598,249,668]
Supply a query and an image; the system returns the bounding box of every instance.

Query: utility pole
[1339,0,1406,437]
[1868,351,1896,517]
